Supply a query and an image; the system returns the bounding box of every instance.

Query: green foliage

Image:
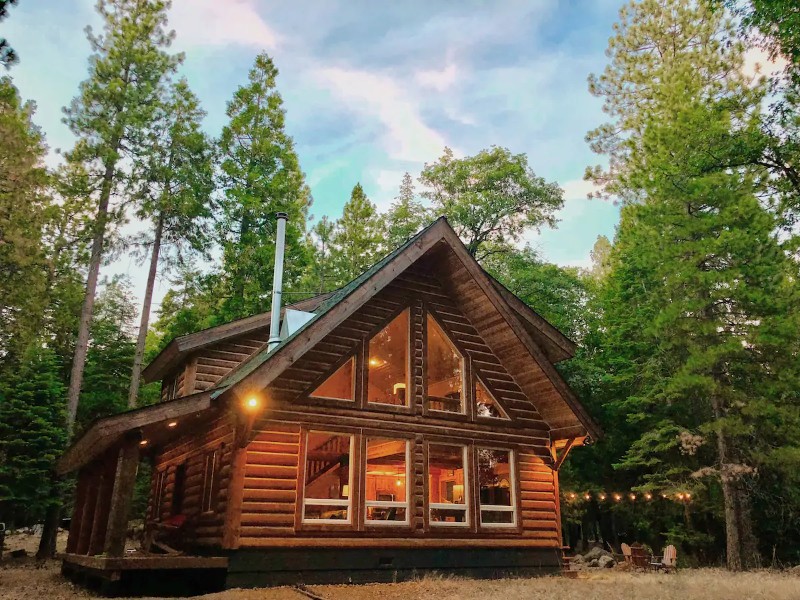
[331,183,384,285]
[386,172,431,249]
[0,76,50,361]
[420,146,563,259]
[216,53,311,321]
[131,78,215,267]
[0,346,67,526]
[0,0,19,68]
[76,277,137,432]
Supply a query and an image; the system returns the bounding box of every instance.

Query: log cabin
[57,216,600,591]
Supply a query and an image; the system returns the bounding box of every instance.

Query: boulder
[588,559,600,568]
[572,554,584,564]
[584,546,612,561]
[599,555,616,568]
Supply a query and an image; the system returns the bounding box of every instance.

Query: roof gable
[212,217,600,441]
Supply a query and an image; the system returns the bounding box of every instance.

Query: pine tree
[127,79,214,407]
[62,0,181,433]
[386,172,429,249]
[0,346,67,529]
[331,183,384,283]
[0,76,49,362]
[77,277,138,432]
[216,53,311,321]
[0,0,19,68]
[587,0,800,569]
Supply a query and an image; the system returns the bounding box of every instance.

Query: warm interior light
[342,484,350,497]
[139,439,148,446]
[396,478,403,486]
[369,357,383,367]
[246,397,259,409]
[167,421,177,428]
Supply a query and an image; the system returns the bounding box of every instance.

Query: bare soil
[1,561,799,600]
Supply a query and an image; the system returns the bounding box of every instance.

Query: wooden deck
[61,552,229,595]
[61,552,228,572]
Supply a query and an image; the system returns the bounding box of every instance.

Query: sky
[4,0,625,315]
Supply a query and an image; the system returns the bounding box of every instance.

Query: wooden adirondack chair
[651,545,677,572]
[621,542,632,565]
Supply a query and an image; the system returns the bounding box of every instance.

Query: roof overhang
[57,391,217,474]
[142,292,335,383]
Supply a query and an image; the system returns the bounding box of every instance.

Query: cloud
[169,0,281,50]
[314,67,450,163]
[415,62,459,91]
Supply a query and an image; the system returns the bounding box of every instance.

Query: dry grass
[1,561,799,600]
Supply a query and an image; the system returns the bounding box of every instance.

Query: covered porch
[57,392,230,593]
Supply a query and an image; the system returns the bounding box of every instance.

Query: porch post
[65,467,91,554]
[75,464,99,555]
[88,454,116,555]
[104,435,140,557]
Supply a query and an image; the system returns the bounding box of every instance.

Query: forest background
[1,0,799,570]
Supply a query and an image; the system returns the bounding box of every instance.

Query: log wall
[149,414,235,547]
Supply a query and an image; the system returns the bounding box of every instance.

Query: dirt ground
[1,560,800,600]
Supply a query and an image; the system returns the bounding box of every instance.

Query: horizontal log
[243,476,298,490]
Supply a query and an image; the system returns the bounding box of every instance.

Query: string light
[563,489,693,504]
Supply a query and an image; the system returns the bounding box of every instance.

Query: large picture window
[365,437,409,524]
[367,310,409,406]
[477,448,516,527]
[426,314,464,413]
[302,432,353,523]
[428,443,469,526]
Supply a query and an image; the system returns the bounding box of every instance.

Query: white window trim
[365,439,410,526]
[428,444,470,527]
[302,432,354,525]
[477,448,517,529]
[367,309,412,408]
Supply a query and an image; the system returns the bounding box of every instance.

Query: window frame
[427,442,470,528]
[364,437,410,527]
[366,308,412,409]
[152,468,167,521]
[476,446,517,529]
[424,310,467,416]
[301,430,355,526]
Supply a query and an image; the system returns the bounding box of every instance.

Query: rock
[588,559,600,568]
[572,554,584,564]
[584,546,612,561]
[599,555,616,568]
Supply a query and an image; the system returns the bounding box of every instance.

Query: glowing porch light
[167,421,178,428]
[139,439,148,446]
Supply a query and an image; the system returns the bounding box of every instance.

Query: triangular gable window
[310,357,355,401]
[426,313,464,413]
[367,309,409,406]
[476,379,509,419]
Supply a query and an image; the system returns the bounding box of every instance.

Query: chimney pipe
[268,212,288,351]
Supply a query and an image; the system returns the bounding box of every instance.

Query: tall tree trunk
[65,159,115,434]
[736,481,760,569]
[127,211,164,408]
[712,394,742,571]
[35,474,62,559]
